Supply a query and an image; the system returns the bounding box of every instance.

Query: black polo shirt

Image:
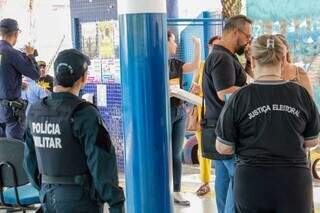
[216,80,320,167]
[38,74,54,92]
[202,45,247,121]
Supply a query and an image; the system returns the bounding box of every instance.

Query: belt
[42,174,90,185]
[0,99,23,109]
[0,99,11,107]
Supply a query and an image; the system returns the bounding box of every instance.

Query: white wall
[178,0,222,18]
[0,0,72,73]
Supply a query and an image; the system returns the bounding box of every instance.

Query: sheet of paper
[96,84,107,107]
[169,85,202,106]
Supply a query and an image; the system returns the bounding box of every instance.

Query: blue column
[166,0,179,42]
[118,1,173,213]
[71,18,80,50]
[166,0,178,18]
[203,11,210,59]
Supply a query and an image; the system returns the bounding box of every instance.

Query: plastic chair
[0,137,40,212]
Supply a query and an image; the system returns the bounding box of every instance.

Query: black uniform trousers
[40,183,103,213]
[234,165,312,213]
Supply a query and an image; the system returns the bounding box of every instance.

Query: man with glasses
[201,15,253,213]
[0,18,39,139]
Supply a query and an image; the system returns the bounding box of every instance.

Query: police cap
[54,49,91,87]
[0,18,19,34]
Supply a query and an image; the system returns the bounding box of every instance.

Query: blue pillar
[166,0,178,18]
[203,11,210,59]
[71,18,80,50]
[118,1,173,213]
[166,0,179,41]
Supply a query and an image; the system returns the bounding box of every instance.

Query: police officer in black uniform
[0,18,39,139]
[23,49,125,213]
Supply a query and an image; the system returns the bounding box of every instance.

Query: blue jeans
[170,104,186,192]
[214,158,235,213]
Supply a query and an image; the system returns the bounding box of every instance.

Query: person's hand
[192,36,201,46]
[24,43,35,55]
[21,77,29,90]
[244,45,252,63]
[190,82,201,95]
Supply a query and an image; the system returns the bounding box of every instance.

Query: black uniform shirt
[216,80,320,167]
[169,58,184,107]
[202,44,247,120]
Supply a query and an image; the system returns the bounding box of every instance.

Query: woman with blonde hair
[276,34,313,96]
[215,34,320,212]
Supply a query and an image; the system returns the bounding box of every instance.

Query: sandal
[196,183,211,196]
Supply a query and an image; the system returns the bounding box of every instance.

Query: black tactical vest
[28,97,91,177]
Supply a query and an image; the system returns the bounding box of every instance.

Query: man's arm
[211,55,240,101]
[217,86,239,101]
[12,47,39,80]
[304,138,319,148]
[215,93,238,155]
[216,140,235,155]
[75,106,125,213]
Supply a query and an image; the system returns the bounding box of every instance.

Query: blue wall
[70,0,125,170]
[80,83,124,171]
[178,12,223,91]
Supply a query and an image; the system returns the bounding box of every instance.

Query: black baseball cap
[0,18,19,34]
[54,49,91,87]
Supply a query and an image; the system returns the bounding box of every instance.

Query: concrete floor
[5,164,320,212]
[116,164,320,213]
[174,165,216,213]
[175,164,320,213]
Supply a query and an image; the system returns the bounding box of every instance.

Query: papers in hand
[169,85,202,106]
[82,93,94,103]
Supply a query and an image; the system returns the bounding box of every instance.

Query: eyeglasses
[238,28,253,42]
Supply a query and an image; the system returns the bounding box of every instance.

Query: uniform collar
[252,80,288,85]
[0,40,12,47]
[48,92,80,100]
